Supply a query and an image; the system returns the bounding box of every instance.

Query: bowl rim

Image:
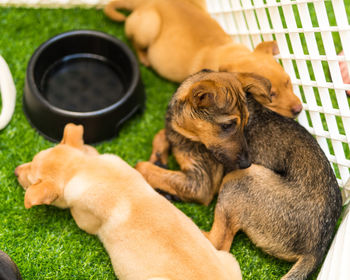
[26,29,140,117]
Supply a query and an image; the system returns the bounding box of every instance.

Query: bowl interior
[33,33,134,112]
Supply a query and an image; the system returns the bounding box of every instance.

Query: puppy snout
[291,103,303,116]
[238,152,251,169]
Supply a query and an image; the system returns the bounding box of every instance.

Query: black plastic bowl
[24,30,145,143]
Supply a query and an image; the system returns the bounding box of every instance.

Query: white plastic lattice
[206,0,350,187]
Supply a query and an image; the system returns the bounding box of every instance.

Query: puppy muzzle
[209,149,240,173]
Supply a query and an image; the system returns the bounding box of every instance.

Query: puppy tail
[104,0,143,22]
[281,255,319,280]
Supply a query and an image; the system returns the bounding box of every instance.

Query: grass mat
[0,7,320,280]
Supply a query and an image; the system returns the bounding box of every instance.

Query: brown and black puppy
[0,251,22,280]
[136,70,271,205]
[136,70,342,279]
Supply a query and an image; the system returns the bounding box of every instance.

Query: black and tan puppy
[136,70,272,205]
[136,70,342,279]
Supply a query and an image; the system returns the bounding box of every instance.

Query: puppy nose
[238,152,251,169]
[239,158,251,169]
[14,166,19,177]
[291,104,303,116]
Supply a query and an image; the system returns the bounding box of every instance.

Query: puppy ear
[189,80,216,108]
[61,123,84,148]
[254,41,280,55]
[24,180,59,209]
[236,73,272,104]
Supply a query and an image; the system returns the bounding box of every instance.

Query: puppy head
[221,41,302,118]
[171,70,271,171]
[15,124,96,209]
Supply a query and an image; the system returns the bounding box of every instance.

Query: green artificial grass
[0,6,337,280]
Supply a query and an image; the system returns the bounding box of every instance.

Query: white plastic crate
[1,0,349,189]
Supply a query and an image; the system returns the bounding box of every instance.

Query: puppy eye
[220,120,237,131]
[270,91,277,97]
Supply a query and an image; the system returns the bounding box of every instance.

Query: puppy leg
[125,8,161,66]
[136,155,223,205]
[206,203,238,251]
[149,129,170,168]
[137,134,224,204]
[281,255,318,280]
[135,162,208,205]
[217,166,321,280]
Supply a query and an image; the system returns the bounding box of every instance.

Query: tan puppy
[15,124,241,280]
[104,0,302,117]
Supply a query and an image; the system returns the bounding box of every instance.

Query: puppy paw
[135,161,152,176]
[149,151,168,166]
[154,158,169,169]
[155,189,182,202]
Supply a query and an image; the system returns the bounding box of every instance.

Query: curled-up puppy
[136,70,342,280]
[104,0,302,118]
[15,123,241,280]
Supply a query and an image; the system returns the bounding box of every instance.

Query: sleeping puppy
[104,0,302,117]
[15,123,241,280]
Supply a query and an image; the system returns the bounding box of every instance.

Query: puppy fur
[15,124,242,280]
[136,71,342,279]
[104,0,302,118]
